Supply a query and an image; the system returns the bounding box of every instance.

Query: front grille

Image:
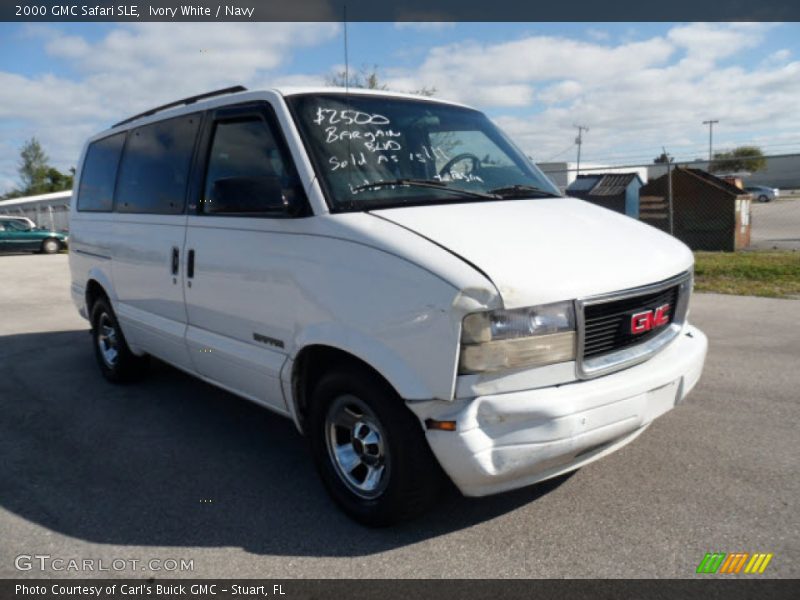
[582,284,680,359]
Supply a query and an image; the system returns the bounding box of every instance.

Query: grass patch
[694,251,800,298]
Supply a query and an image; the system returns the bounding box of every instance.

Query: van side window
[77,132,125,212]
[115,114,200,214]
[201,118,301,216]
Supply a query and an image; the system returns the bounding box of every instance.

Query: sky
[1,21,799,194]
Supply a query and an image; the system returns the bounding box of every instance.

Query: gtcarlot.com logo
[696,552,774,574]
[15,554,194,573]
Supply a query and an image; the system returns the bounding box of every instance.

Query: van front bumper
[423,324,707,497]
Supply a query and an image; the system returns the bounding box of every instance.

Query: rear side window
[77,133,125,212]
[115,114,200,214]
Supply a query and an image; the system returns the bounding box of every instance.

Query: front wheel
[308,366,442,526]
[758,194,770,203]
[90,297,149,383]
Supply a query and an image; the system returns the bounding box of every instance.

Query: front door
[183,102,310,411]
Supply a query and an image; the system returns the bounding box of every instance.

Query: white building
[0,190,72,231]
[538,161,650,194]
[647,153,800,190]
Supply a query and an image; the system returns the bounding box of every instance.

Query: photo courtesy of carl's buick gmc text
[0,1,798,598]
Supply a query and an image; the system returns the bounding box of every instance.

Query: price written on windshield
[313,107,450,172]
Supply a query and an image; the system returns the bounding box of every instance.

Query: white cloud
[381,23,800,164]
[2,22,799,192]
[764,48,792,65]
[586,28,610,42]
[667,22,772,60]
[383,35,675,107]
[0,22,339,190]
[538,80,582,105]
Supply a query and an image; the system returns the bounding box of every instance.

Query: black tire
[758,194,770,203]
[308,366,442,526]
[40,238,61,254]
[90,297,149,383]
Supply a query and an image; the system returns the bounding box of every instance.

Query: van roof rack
[112,85,248,128]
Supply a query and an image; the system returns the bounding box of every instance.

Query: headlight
[459,301,576,374]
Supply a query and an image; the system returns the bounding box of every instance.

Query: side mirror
[206,176,297,216]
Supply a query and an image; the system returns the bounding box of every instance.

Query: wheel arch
[85,279,110,315]
[83,269,117,316]
[287,342,434,435]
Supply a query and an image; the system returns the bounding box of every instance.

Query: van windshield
[287,93,561,212]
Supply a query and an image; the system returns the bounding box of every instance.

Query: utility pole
[702,119,719,165]
[662,146,674,236]
[574,124,589,176]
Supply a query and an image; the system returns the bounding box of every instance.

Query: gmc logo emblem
[630,304,671,334]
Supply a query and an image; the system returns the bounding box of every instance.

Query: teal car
[0,217,68,254]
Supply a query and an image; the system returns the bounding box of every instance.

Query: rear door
[182,102,310,411]
[110,113,201,372]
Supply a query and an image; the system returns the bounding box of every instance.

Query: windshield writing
[289,94,560,211]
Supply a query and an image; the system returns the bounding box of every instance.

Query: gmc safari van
[69,86,707,525]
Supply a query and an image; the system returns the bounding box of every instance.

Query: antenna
[342,4,355,192]
[343,4,349,93]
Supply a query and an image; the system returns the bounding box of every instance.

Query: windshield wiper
[488,184,560,198]
[351,178,499,200]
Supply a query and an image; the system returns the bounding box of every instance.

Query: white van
[69,86,707,525]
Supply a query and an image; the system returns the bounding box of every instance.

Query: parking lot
[0,254,798,578]
[751,196,800,250]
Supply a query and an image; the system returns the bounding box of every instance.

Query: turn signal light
[425,419,457,432]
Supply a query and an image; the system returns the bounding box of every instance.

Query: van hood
[371,198,693,309]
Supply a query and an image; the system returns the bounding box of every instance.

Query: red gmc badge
[630,304,670,334]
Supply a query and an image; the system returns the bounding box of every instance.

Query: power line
[572,139,800,167]
[538,151,800,174]
[541,143,577,162]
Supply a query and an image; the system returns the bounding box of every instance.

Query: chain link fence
[539,155,800,252]
[1,157,798,252]
[0,192,71,232]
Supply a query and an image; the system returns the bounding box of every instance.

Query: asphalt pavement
[750,196,800,250]
[0,254,797,578]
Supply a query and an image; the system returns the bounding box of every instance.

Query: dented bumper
[423,324,707,497]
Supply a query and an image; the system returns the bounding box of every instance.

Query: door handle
[171,247,179,275]
[187,249,195,279]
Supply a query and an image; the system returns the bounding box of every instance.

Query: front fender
[293,321,454,402]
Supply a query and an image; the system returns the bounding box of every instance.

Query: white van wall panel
[184,215,465,402]
[67,215,117,309]
[110,213,193,371]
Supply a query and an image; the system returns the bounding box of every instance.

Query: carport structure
[0,190,72,232]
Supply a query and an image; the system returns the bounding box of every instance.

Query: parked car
[3,215,38,229]
[69,86,708,525]
[0,217,68,253]
[745,185,779,202]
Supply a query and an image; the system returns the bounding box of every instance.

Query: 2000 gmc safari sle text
[69,86,707,525]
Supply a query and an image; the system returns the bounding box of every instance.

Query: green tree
[3,138,74,198]
[18,137,50,194]
[326,65,388,90]
[710,146,767,173]
[44,167,74,192]
[653,152,671,164]
[325,65,436,96]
